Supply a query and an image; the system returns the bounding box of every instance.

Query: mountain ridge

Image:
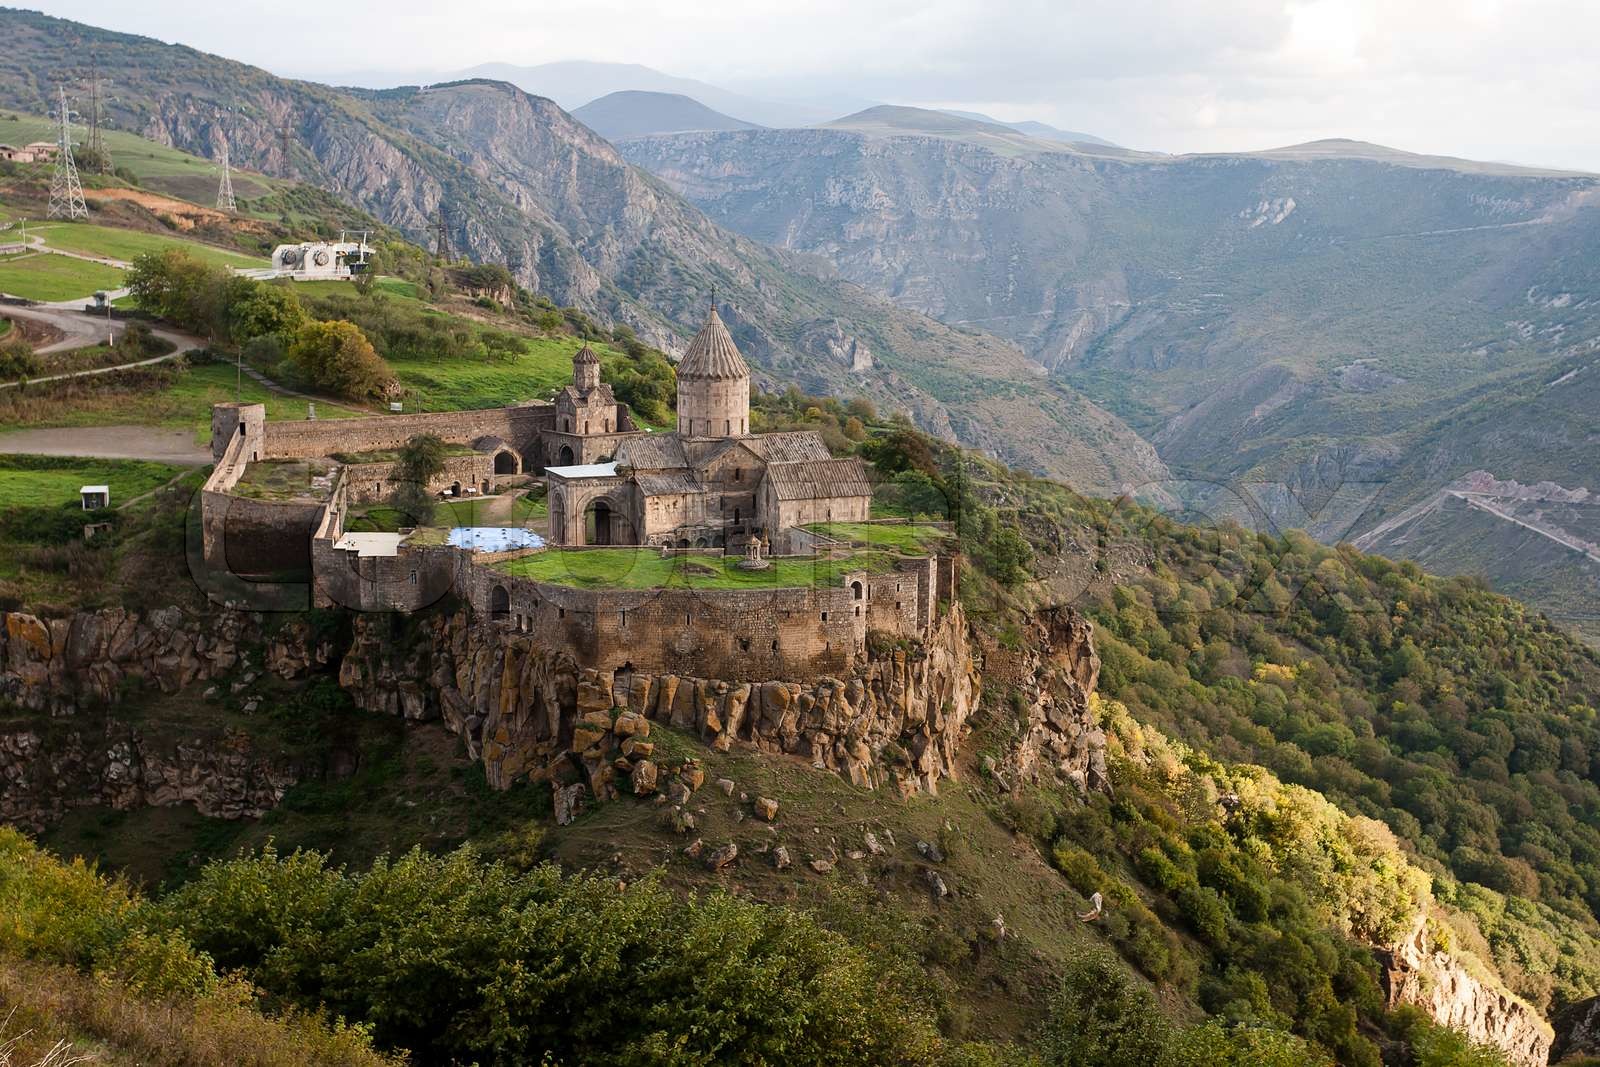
[573,89,761,141]
[0,7,1166,494]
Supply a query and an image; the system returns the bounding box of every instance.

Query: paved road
[0,425,211,464]
[0,306,203,385]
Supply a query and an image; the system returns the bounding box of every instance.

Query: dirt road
[0,425,211,464]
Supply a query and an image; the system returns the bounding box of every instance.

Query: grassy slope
[0,110,288,211]
[0,454,182,506]
[0,251,125,300]
[497,546,897,590]
[27,221,265,268]
[0,363,363,441]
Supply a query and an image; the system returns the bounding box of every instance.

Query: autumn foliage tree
[286,319,393,400]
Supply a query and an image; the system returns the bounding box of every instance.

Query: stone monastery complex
[200,307,957,683]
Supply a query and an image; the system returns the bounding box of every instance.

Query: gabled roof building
[546,305,872,551]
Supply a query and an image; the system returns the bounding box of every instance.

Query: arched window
[851,581,864,600]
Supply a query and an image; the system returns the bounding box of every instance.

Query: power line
[47,87,88,220]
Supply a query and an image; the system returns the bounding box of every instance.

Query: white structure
[271,232,372,280]
[80,485,109,510]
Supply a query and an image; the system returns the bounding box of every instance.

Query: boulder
[705,842,738,871]
[631,759,658,795]
[773,845,792,870]
[553,782,587,826]
[754,797,779,822]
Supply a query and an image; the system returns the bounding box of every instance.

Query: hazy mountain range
[572,91,761,141]
[617,108,1600,638]
[2,6,1595,637]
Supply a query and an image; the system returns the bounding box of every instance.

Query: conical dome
[573,344,600,365]
[677,307,750,381]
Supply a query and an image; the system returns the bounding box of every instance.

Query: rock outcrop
[1377,917,1553,1067]
[976,606,1108,795]
[0,724,299,833]
[1551,993,1600,1063]
[339,603,985,799]
[0,608,337,715]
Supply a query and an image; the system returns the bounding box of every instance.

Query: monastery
[198,305,953,681]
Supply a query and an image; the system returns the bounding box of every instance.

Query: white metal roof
[333,532,408,557]
[80,485,109,495]
[544,462,619,479]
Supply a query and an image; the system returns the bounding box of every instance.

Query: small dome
[677,306,750,381]
[573,344,600,365]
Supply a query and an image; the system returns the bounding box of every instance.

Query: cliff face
[0,609,328,831]
[338,605,989,802]
[0,725,299,833]
[1378,917,1553,1067]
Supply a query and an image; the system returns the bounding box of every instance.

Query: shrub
[286,320,393,400]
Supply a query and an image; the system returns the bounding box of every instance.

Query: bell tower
[676,304,751,438]
[572,344,601,394]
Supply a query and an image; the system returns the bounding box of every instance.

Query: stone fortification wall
[262,405,553,463]
[461,558,872,680]
[343,453,497,504]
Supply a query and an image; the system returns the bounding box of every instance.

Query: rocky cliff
[1378,917,1553,1067]
[0,608,330,831]
[337,605,996,804]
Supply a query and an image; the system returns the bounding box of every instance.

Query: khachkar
[47,87,87,221]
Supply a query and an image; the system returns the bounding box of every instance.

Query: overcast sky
[31,0,1600,171]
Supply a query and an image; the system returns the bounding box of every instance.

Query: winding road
[0,305,201,387]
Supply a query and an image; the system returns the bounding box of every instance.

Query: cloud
[31,0,1600,170]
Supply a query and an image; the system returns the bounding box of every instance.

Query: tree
[1040,952,1171,1067]
[228,282,307,345]
[286,320,393,400]
[389,433,447,526]
[125,248,229,334]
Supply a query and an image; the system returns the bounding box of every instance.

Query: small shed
[80,485,110,510]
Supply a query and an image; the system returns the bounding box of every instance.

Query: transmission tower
[433,202,451,260]
[85,53,110,174]
[216,142,237,213]
[47,87,88,220]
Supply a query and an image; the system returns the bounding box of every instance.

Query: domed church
[545,305,872,552]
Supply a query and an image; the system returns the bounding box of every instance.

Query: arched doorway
[586,500,613,545]
[557,445,575,466]
[494,450,519,475]
[489,585,510,620]
[450,482,462,497]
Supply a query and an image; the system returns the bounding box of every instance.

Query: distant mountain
[0,8,1167,494]
[618,119,1600,637]
[453,61,825,128]
[939,108,1117,148]
[573,91,760,141]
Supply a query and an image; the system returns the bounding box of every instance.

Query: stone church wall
[262,406,553,462]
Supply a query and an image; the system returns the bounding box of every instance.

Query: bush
[286,320,393,400]
[1050,843,1105,897]
[1039,951,1170,1067]
[0,336,41,380]
[163,845,945,1065]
